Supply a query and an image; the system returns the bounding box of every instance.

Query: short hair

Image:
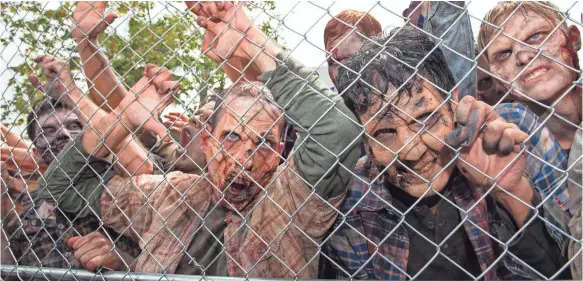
[26,97,72,144]
[210,82,281,134]
[478,1,566,55]
[336,25,456,115]
[324,10,383,49]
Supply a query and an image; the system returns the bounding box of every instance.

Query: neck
[386,180,446,213]
[528,88,582,150]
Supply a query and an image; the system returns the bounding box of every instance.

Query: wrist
[240,28,281,74]
[114,101,137,132]
[65,86,84,105]
[74,32,98,44]
[494,176,534,227]
[242,28,280,60]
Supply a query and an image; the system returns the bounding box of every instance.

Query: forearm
[222,58,262,83]
[81,106,156,176]
[1,147,46,174]
[111,135,154,177]
[65,87,152,175]
[76,39,127,112]
[80,97,131,158]
[1,126,29,149]
[241,29,280,74]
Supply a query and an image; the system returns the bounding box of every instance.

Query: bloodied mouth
[225,176,255,203]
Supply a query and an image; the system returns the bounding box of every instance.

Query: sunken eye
[416,112,432,123]
[260,139,274,149]
[478,77,494,92]
[42,127,56,136]
[496,50,512,61]
[412,112,440,130]
[67,123,81,131]
[224,132,241,142]
[527,32,546,44]
[372,128,397,138]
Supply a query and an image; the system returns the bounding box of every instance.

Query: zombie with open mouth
[37,1,362,278]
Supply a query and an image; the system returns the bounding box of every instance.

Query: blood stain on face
[486,10,579,104]
[34,109,81,165]
[202,95,284,211]
[359,80,456,198]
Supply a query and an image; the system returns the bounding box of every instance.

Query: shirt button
[427,222,435,229]
[438,220,445,228]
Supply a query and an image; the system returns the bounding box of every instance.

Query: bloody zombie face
[201,93,284,211]
[360,80,456,198]
[486,10,580,104]
[33,108,82,165]
[326,31,367,86]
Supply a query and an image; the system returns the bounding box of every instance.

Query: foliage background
[0,2,282,133]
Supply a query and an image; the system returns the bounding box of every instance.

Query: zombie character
[37,2,361,277]
[322,25,570,280]
[478,1,582,151]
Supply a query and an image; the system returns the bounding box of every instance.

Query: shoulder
[494,102,541,133]
[344,156,377,204]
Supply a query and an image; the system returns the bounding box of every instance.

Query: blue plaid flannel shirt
[495,103,571,251]
[322,103,570,280]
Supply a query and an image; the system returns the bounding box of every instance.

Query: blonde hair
[477,1,567,55]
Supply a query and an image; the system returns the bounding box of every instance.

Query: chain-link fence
[1,1,582,280]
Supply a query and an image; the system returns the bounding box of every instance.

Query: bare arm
[32,56,164,176]
[77,64,176,162]
[72,1,127,112]
[1,125,29,149]
[193,2,361,200]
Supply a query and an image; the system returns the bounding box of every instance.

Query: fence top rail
[1,265,323,281]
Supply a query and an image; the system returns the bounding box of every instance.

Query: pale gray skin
[33,109,82,165]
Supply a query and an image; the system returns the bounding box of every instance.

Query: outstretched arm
[32,57,174,176]
[72,1,127,112]
[191,2,362,199]
[35,63,177,219]
[1,125,29,149]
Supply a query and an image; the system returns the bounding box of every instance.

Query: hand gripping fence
[0,1,582,281]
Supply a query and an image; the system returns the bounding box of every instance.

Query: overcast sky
[272,1,582,67]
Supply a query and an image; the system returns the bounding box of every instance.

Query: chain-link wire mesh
[1,1,582,280]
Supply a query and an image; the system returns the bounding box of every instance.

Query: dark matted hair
[336,25,456,115]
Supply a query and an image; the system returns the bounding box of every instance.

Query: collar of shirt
[331,156,536,280]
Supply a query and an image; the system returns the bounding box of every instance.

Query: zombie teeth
[524,68,547,82]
